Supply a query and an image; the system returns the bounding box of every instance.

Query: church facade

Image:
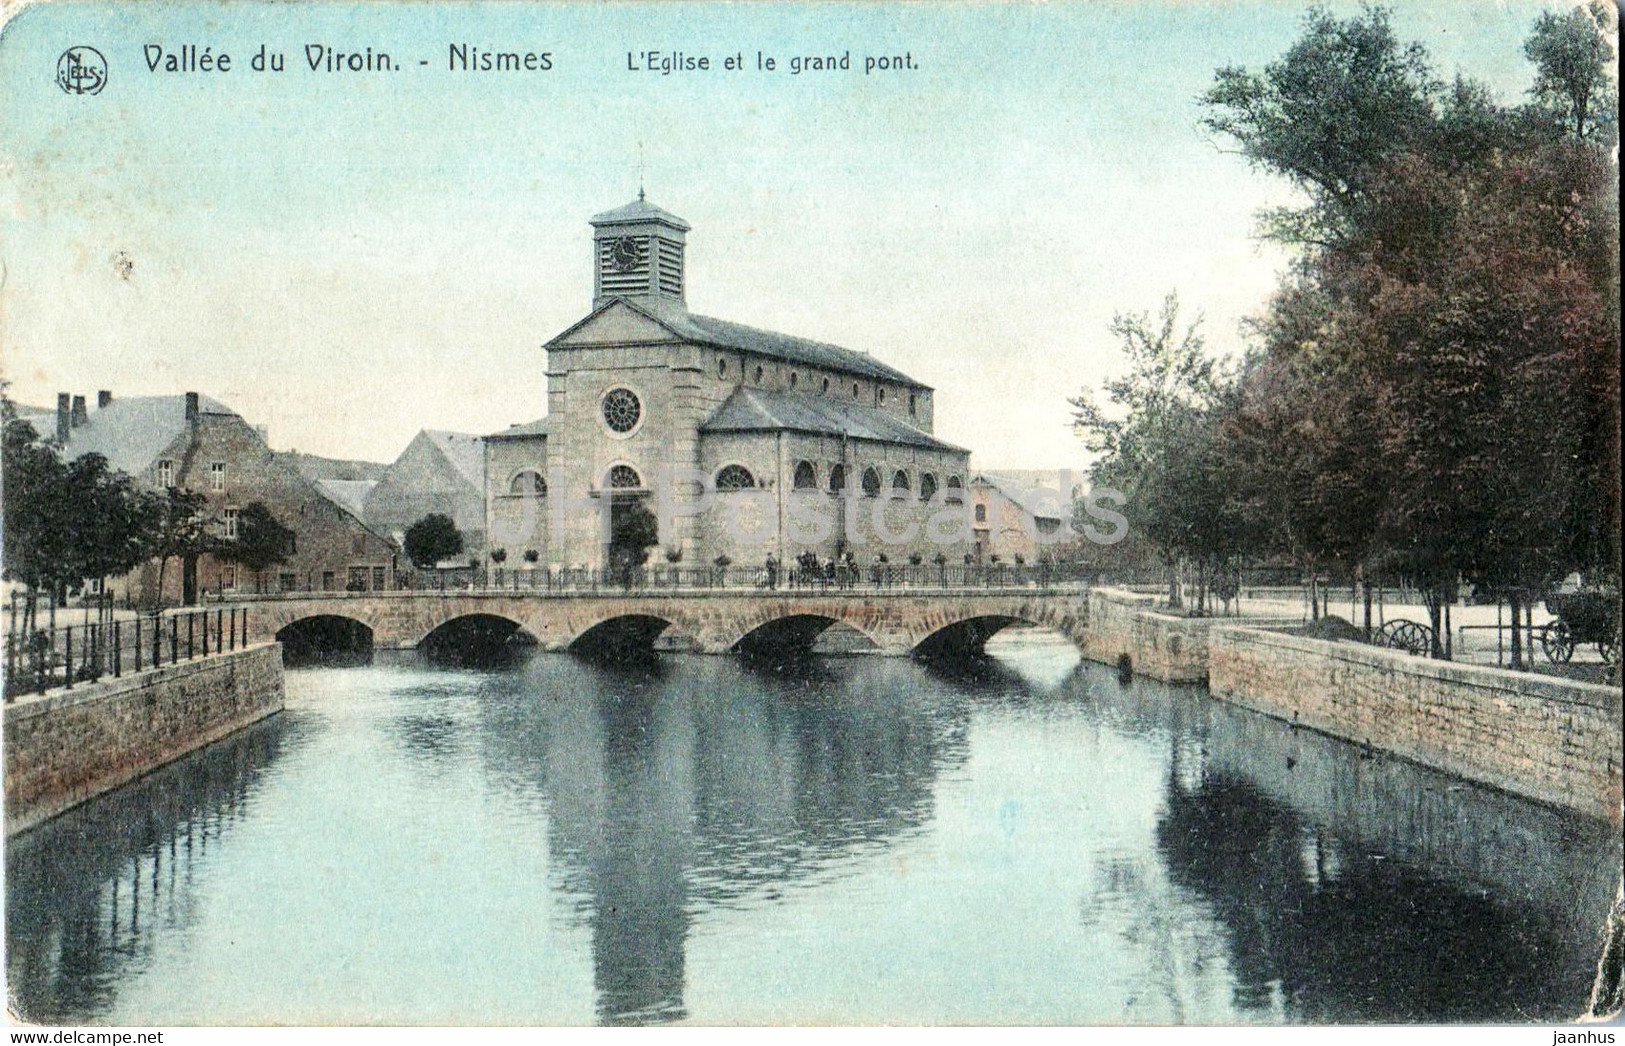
[485,197,975,571]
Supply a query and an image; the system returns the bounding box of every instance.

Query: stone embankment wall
[1208,626,1623,824]
[1080,588,1296,683]
[4,644,284,835]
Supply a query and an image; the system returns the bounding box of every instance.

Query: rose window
[601,388,642,433]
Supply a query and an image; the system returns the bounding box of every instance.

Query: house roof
[972,473,1068,521]
[590,196,691,231]
[486,416,550,440]
[313,479,378,519]
[418,430,486,492]
[51,394,233,475]
[551,296,924,387]
[701,386,966,453]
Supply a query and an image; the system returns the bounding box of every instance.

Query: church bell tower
[590,193,691,311]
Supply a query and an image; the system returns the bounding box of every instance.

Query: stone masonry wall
[1208,626,1623,824]
[4,644,285,835]
[1079,588,1219,683]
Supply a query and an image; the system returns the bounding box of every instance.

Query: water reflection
[470,655,971,1023]
[6,716,303,1024]
[5,641,1616,1026]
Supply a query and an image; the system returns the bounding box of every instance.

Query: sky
[0,0,1570,469]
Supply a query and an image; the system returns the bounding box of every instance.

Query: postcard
[2,0,1620,1031]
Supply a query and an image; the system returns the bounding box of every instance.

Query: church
[484,196,975,571]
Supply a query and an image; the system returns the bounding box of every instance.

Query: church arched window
[919,473,937,502]
[509,470,547,497]
[852,382,860,399]
[829,463,846,493]
[793,461,818,490]
[877,387,886,406]
[718,357,728,378]
[755,365,764,384]
[790,372,799,389]
[891,469,910,494]
[822,377,831,394]
[909,394,918,417]
[974,503,988,523]
[945,475,964,503]
[715,464,756,490]
[607,464,642,489]
[861,467,881,497]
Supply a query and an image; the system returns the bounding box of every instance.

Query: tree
[1524,2,1617,144]
[609,501,659,588]
[149,487,214,608]
[404,513,464,570]
[216,502,298,593]
[1070,293,1227,607]
[1200,5,1441,248]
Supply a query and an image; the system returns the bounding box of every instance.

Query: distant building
[969,473,1069,564]
[483,196,975,570]
[362,430,487,568]
[46,390,398,602]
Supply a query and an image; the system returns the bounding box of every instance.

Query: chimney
[70,395,88,428]
[184,391,199,423]
[97,390,112,409]
[55,393,70,443]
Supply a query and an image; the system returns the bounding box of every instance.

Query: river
[6,632,1618,1024]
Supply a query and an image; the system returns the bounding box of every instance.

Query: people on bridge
[764,554,779,590]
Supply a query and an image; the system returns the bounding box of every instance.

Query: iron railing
[4,607,252,701]
[227,562,1096,597]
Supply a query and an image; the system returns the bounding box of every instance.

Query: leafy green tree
[1070,293,1227,607]
[150,487,214,608]
[1524,2,1617,144]
[216,502,298,593]
[404,513,464,570]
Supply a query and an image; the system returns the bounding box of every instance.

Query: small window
[793,460,817,490]
[829,463,847,493]
[891,469,910,493]
[909,394,917,417]
[223,565,237,589]
[877,387,885,406]
[222,507,239,540]
[279,572,298,593]
[608,464,642,489]
[373,566,386,590]
[755,365,764,384]
[852,382,860,399]
[975,504,988,523]
[822,377,831,394]
[158,460,175,488]
[919,473,937,502]
[210,462,225,492]
[945,476,964,504]
[790,372,799,389]
[718,357,728,378]
[322,571,335,591]
[861,467,881,497]
[715,464,756,490]
[510,470,547,496]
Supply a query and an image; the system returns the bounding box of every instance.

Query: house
[364,429,487,563]
[45,390,399,602]
[969,472,1071,564]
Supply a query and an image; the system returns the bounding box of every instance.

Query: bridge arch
[729,613,884,660]
[566,613,675,658]
[275,614,375,665]
[419,613,539,666]
[910,613,1083,660]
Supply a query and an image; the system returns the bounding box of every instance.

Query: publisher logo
[56,46,107,95]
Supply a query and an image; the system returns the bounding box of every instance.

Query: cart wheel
[1381,620,1433,657]
[1542,621,1575,664]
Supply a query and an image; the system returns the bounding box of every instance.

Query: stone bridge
[236,587,1094,659]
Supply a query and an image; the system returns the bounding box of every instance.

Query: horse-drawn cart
[1540,590,1620,665]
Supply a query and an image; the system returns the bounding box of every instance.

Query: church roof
[486,416,550,440]
[557,296,924,387]
[590,196,691,231]
[701,387,966,453]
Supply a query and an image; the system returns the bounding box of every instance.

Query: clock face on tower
[608,236,643,273]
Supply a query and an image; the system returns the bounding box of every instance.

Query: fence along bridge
[243,587,1093,660]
